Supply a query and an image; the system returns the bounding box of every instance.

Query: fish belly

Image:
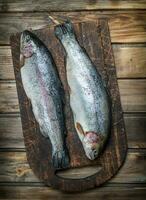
[21,61,70,168]
[21,62,63,148]
[66,53,110,140]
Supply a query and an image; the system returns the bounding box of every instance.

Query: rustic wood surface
[0,184,146,200]
[0,150,145,184]
[1,46,146,80]
[0,0,146,198]
[1,113,146,149]
[10,19,127,192]
[1,80,146,113]
[1,12,146,44]
[1,0,146,11]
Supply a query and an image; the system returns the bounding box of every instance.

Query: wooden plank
[113,46,146,78]
[0,152,38,183]
[1,46,146,80]
[1,12,146,44]
[57,148,146,183]
[0,115,24,148]
[111,150,146,183]
[124,113,146,148]
[10,19,127,192]
[0,82,19,113]
[119,80,146,112]
[0,184,146,200]
[0,150,145,183]
[1,0,146,12]
[0,80,146,113]
[1,113,145,149]
[0,47,14,80]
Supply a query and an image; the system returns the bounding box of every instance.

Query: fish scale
[20,30,69,169]
[55,21,111,161]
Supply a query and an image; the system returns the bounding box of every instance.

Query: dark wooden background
[0,0,146,199]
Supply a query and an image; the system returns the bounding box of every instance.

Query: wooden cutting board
[10,18,127,192]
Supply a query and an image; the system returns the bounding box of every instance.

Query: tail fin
[54,21,74,40]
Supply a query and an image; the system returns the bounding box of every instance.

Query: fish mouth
[89,150,98,160]
[82,133,100,160]
[20,31,34,58]
[84,146,99,160]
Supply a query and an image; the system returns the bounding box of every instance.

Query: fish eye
[25,35,30,42]
[93,149,98,157]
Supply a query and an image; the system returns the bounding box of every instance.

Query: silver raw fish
[55,21,111,160]
[20,30,69,169]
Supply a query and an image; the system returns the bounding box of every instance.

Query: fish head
[76,122,104,160]
[82,132,103,160]
[20,30,38,58]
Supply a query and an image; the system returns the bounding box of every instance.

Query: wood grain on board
[0,0,146,196]
[0,80,146,113]
[113,46,146,78]
[1,46,146,80]
[0,184,146,200]
[0,115,24,148]
[124,113,146,148]
[1,0,146,12]
[0,150,145,184]
[0,113,146,149]
[119,80,146,112]
[10,19,127,191]
[1,12,146,44]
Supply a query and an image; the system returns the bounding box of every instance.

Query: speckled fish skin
[20,30,69,169]
[55,21,111,160]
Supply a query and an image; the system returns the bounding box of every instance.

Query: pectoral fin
[20,53,25,68]
[76,122,86,136]
[40,126,48,138]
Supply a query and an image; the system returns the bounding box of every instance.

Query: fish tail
[52,147,70,169]
[54,20,74,40]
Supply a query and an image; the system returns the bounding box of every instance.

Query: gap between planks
[1,45,146,80]
[1,11,146,44]
[0,112,146,149]
[0,149,145,184]
[1,1,146,12]
[0,184,146,200]
[1,80,146,113]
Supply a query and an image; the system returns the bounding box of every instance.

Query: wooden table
[0,1,146,199]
